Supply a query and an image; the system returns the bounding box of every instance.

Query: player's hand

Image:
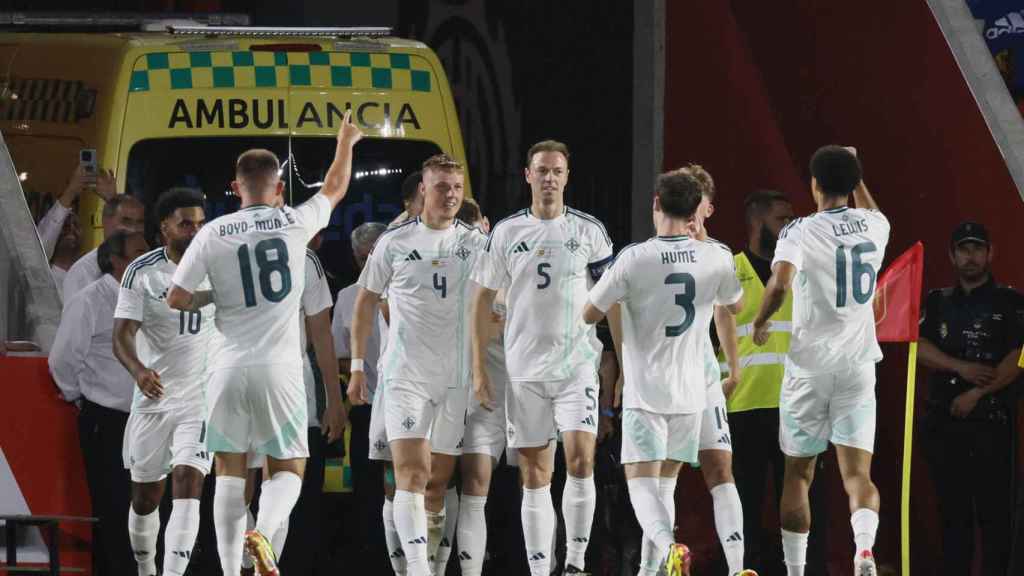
[752,321,771,346]
[337,110,364,148]
[321,400,348,444]
[950,387,983,419]
[60,165,88,206]
[956,361,995,387]
[347,371,369,405]
[722,372,740,399]
[474,370,496,412]
[134,368,163,399]
[94,169,117,202]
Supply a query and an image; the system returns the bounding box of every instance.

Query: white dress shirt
[49,274,134,412]
[36,202,72,260]
[332,282,384,399]
[62,247,101,309]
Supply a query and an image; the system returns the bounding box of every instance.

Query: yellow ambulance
[0,16,468,281]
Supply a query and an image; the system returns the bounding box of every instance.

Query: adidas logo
[718,435,731,445]
[571,537,589,544]
[513,241,530,253]
[458,551,472,561]
[407,536,428,545]
[581,415,595,426]
[987,11,1024,39]
[390,549,406,558]
[172,550,191,559]
[405,250,424,261]
[529,552,547,562]
[456,438,464,449]
[725,531,743,543]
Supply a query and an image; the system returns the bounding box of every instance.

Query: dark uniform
[919,275,1024,576]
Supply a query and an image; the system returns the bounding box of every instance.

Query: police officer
[919,221,1023,576]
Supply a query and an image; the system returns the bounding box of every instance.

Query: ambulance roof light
[0,12,251,29]
[166,26,393,38]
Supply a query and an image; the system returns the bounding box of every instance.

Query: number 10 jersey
[773,206,890,377]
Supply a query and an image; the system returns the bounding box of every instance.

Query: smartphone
[79,148,97,175]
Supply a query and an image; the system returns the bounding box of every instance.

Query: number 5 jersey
[774,206,891,377]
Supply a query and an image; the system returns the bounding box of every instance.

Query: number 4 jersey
[115,247,217,413]
[773,206,890,377]
[359,218,488,388]
[172,194,331,371]
[589,235,742,414]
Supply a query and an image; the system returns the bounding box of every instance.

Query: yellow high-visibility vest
[722,252,793,412]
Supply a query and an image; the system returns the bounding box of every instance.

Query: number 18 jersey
[773,206,890,377]
[589,236,742,414]
[172,194,331,371]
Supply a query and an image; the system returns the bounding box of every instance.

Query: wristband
[350,358,365,372]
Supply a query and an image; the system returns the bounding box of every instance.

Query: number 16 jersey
[172,194,331,371]
[773,206,890,377]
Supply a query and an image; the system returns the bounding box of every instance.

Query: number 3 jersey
[115,247,217,413]
[472,208,614,382]
[172,194,331,371]
[359,218,488,388]
[773,206,890,377]
[589,236,742,414]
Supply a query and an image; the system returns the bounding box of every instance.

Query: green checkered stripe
[129,51,432,92]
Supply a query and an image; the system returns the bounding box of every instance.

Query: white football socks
[213,476,247,575]
[781,528,808,576]
[522,485,555,576]
[562,474,596,570]
[457,495,487,576]
[162,498,200,576]
[394,490,431,576]
[128,505,159,576]
[710,482,745,575]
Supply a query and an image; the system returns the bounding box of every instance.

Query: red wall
[665,1,1024,575]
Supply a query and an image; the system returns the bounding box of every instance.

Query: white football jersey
[472,207,613,381]
[172,194,331,370]
[773,206,890,376]
[359,218,488,388]
[589,235,742,414]
[115,247,217,413]
[300,249,333,427]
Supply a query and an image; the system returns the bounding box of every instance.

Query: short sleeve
[358,236,394,295]
[302,252,333,316]
[715,253,744,306]
[171,227,210,292]
[114,284,145,322]
[586,221,614,282]
[471,230,509,291]
[772,219,804,270]
[293,194,332,240]
[588,251,629,312]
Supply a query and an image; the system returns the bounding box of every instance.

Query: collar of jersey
[240,203,273,211]
[823,206,850,214]
[656,234,690,241]
[525,206,567,220]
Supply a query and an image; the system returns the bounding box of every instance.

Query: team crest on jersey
[565,238,581,253]
[374,438,387,452]
[454,246,472,261]
[401,416,417,431]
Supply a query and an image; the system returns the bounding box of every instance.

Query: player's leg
[458,452,496,576]
[698,399,745,576]
[829,363,880,575]
[370,382,407,575]
[214,452,250,576]
[777,370,830,576]
[426,385,467,569]
[509,380,559,576]
[386,379,443,576]
[162,413,211,576]
[123,411,170,576]
[554,372,600,574]
[239,461,260,575]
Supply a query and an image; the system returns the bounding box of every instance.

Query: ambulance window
[124,136,442,288]
[6,135,84,222]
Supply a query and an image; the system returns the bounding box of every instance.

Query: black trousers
[730,408,829,576]
[347,405,386,560]
[78,400,133,576]
[922,414,1012,576]
[278,427,327,575]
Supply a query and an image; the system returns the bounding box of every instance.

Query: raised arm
[319,110,364,209]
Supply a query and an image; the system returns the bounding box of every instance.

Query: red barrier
[0,356,92,574]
